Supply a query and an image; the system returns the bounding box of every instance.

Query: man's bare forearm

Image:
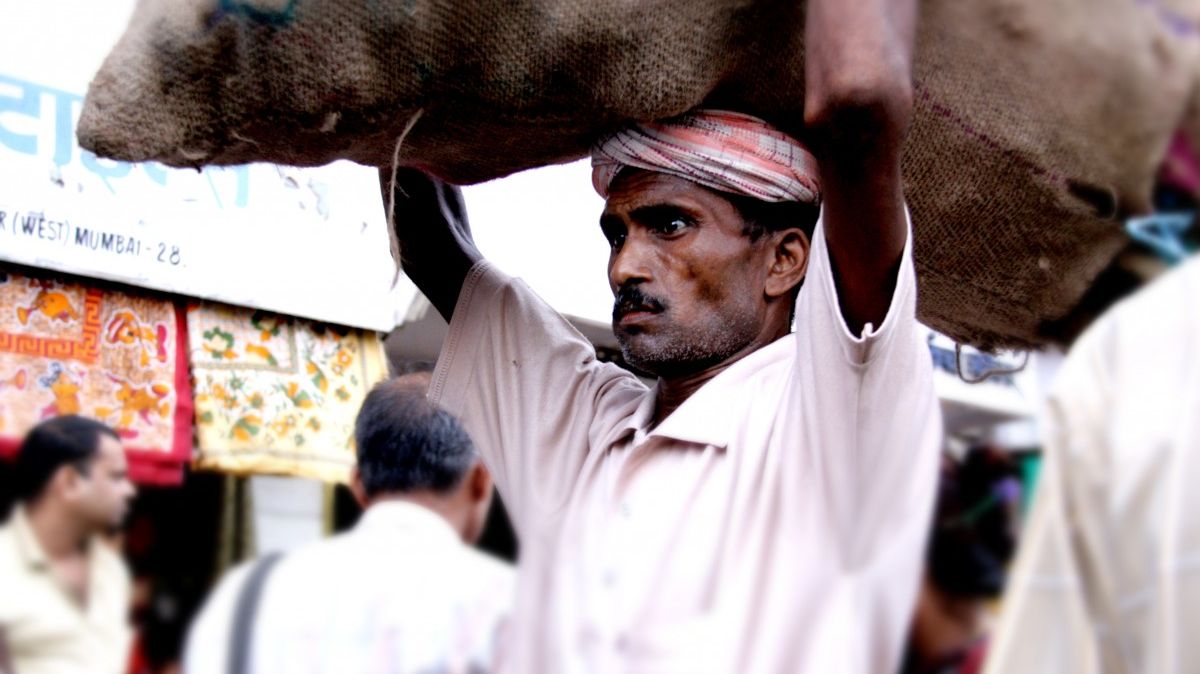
[804,0,916,144]
[379,168,483,323]
[803,0,918,333]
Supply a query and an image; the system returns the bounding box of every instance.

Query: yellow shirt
[0,507,131,674]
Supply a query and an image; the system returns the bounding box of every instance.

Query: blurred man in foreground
[0,415,137,674]
[183,374,514,674]
[984,255,1200,673]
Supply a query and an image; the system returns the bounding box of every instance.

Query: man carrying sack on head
[386,0,941,670]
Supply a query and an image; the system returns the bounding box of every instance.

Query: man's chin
[107,511,130,531]
[616,338,675,378]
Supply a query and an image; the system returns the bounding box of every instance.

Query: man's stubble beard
[615,308,761,379]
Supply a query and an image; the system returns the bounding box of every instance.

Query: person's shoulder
[1126,256,1200,335]
[195,558,258,621]
[1068,256,1200,373]
[183,560,257,670]
[459,547,515,587]
[276,530,355,568]
[465,546,514,573]
[1116,256,1197,328]
[1049,257,1200,450]
[252,533,357,594]
[452,547,515,619]
[210,556,266,597]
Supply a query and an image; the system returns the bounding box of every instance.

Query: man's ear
[467,461,492,504]
[765,229,811,299]
[349,467,369,509]
[55,464,87,503]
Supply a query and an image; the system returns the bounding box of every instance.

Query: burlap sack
[78,0,1200,349]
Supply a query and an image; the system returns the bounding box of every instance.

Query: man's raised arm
[379,168,483,322]
[804,0,918,335]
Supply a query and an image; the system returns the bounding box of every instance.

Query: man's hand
[379,168,483,322]
[804,0,918,335]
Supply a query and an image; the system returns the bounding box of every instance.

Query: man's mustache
[613,285,666,321]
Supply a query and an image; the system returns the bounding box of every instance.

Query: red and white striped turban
[590,110,821,205]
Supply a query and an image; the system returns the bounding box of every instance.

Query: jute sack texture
[78,0,1200,349]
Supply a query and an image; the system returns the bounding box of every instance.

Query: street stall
[0,2,412,669]
[0,0,411,475]
[0,267,192,484]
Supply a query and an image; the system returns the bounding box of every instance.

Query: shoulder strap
[228,551,284,674]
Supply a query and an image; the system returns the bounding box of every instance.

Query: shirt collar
[617,335,793,450]
[10,505,50,571]
[355,500,461,544]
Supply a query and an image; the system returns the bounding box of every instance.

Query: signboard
[0,0,415,332]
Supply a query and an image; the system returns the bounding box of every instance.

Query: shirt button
[619,502,631,518]
[602,569,618,586]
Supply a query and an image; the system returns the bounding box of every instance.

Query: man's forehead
[602,170,723,216]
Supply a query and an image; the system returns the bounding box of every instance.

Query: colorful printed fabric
[188,303,389,483]
[0,266,193,485]
[590,109,821,204]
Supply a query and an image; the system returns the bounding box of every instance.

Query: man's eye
[603,229,626,249]
[653,217,690,235]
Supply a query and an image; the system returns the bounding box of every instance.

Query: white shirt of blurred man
[0,415,137,674]
[984,254,1200,674]
[184,374,514,674]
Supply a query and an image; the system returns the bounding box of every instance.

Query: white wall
[463,161,613,324]
[250,475,326,555]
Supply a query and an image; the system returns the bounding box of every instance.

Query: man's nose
[609,233,653,291]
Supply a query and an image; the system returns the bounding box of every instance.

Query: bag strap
[228,551,284,674]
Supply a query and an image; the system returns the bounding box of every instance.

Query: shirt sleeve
[792,206,941,562]
[787,208,943,673]
[428,261,646,535]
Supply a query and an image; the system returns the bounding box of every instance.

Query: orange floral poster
[0,265,192,485]
[188,303,389,483]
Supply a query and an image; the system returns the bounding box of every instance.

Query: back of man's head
[354,375,477,500]
[15,415,118,503]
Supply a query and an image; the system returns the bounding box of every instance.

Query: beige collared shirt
[0,506,132,674]
[430,216,943,673]
[983,255,1200,674]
